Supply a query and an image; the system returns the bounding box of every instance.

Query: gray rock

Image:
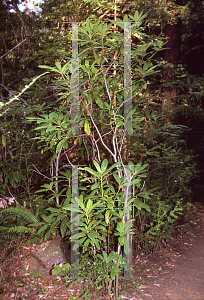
[22,237,66,280]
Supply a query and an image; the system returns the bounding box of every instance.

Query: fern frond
[0,206,38,223]
[0,225,34,234]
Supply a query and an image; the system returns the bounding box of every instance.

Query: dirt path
[1,204,204,300]
[134,208,204,300]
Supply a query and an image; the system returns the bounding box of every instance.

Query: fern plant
[0,205,40,238]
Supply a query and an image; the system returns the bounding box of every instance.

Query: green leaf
[80,167,100,178]
[55,61,62,72]
[51,225,56,236]
[78,195,85,209]
[28,222,44,227]
[95,95,103,108]
[84,119,90,135]
[84,239,90,248]
[87,93,93,104]
[41,214,49,222]
[44,228,52,241]
[9,176,17,188]
[38,65,57,72]
[86,199,93,209]
[93,160,101,173]
[123,14,129,22]
[143,62,148,72]
[56,140,63,154]
[117,121,124,128]
[134,198,151,212]
[102,162,122,177]
[142,202,151,212]
[91,182,100,190]
[60,218,68,238]
[12,172,20,182]
[134,198,143,210]
[118,236,124,245]
[103,102,110,109]
[46,207,61,213]
[116,221,124,234]
[105,210,110,224]
[137,191,151,200]
[113,173,121,185]
[37,224,48,235]
[101,159,108,174]
[61,62,70,73]
[93,50,98,60]
[95,239,100,250]
[46,126,57,132]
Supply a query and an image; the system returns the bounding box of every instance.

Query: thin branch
[53,146,62,205]
[89,132,101,162]
[88,135,96,161]
[0,84,9,93]
[63,144,78,154]
[83,136,90,161]
[118,130,125,155]
[95,129,113,144]
[112,128,117,162]
[0,59,4,88]
[102,62,115,103]
[115,82,147,115]
[140,180,146,192]
[116,131,124,163]
[82,96,116,160]
[30,164,52,181]
[7,188,18,205]
[64,149,75,167]
[0,39,27,59]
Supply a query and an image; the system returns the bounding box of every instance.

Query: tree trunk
[163,0,182,123]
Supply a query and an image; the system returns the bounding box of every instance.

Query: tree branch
[0,39,27,59]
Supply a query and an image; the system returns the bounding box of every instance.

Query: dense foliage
[0,0,204,297]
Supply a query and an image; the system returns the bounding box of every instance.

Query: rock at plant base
[22,237,66,281]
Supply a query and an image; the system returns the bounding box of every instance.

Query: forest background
[0,0,204,297]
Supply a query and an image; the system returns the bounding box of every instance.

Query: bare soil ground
[125,203,204,300]
[0,203,203,300]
